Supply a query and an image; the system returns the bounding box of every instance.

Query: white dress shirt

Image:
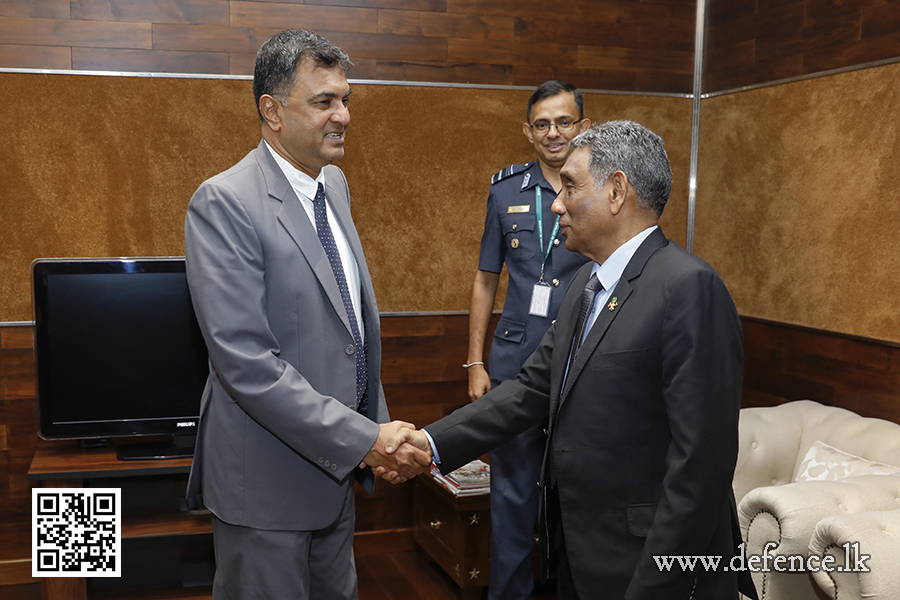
[581,225,658,346]
[264,141,364,345]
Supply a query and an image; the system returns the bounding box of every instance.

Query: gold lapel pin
[608,297,618,311]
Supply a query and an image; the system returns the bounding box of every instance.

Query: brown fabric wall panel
[0,73,689,321]
[342,85,691,314]
[0,73,259,322]
[71,0,230,26]
[696,61,900,342]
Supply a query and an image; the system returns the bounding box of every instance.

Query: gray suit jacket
[427,228,755,600]
[184,142,388,531]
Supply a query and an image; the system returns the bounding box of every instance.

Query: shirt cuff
[423,429,441,465]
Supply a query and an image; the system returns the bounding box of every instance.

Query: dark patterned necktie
[313,183,368,416]
[568,273,602,365]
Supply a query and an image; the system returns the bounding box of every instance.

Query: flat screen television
[32,257,209,460]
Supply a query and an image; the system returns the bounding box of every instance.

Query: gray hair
[570,120,672,217]
[253,29,352,122]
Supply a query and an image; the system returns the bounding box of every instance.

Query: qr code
[32,488,121,577]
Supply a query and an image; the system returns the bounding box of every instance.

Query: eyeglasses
[529,118,583,134]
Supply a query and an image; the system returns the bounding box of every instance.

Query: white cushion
[795,441,900,482]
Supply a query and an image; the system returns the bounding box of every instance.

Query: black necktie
[568,273,602,365]
[313,183,368,415]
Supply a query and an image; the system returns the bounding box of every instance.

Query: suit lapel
[556,228,668,406]
[256,144,354,338]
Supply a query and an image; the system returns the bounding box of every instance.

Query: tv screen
[32,258,208,460]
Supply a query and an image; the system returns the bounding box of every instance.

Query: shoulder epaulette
[491,162,532,185]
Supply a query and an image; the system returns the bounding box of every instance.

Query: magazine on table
[430,459,490,496]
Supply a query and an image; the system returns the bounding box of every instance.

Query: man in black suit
[387,121,756,600]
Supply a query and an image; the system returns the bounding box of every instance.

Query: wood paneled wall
[705,0,900,92]
[741,317,900,424]
[0,0,695,93]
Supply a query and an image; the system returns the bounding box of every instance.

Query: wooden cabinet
[28,439,213,600]
[413,474,490,599]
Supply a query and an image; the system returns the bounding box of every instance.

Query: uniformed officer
[465,81,591,600]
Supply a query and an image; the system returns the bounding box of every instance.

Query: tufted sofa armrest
[809,508,900,600]
[740,476,900,599]
[741,475,900,557]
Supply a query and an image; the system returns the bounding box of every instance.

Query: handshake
[359,420,434,484]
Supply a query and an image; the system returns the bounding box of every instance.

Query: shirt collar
[591,225,659,291]
[263,139,325,200]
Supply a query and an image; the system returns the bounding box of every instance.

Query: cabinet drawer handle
[430,520,442,530]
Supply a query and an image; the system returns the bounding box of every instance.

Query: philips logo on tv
[176,421,196,428]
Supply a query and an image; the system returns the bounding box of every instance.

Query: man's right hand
[362,421,431,484]
[385,425,432,457]
[467,364,491,402]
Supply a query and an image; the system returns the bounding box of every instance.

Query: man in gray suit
[184,30,430,600]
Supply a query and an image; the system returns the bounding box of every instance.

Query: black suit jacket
[427,228,756,600]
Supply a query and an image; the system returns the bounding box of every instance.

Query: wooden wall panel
[0,0,695,94]
[741,317,900,426]
[705,0,900,92]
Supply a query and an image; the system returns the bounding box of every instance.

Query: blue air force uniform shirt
[478,161,590,384]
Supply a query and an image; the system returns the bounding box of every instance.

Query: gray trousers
[211,483,357,600]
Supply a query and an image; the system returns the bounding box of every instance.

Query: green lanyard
[535,186,561,282]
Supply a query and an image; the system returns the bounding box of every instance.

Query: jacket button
[317,457,324,464]
[553,239,560,247]
[345,345,355,355]
[331,464,338,472]
[552,279,560,287]
[504,330,509,336]
[512,223,518,230]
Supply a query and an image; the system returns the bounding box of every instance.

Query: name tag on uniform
[529,282,552,317]
[507,205,530,214]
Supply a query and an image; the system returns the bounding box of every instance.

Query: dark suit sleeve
[626,266,743,599]
[425,321,556,473]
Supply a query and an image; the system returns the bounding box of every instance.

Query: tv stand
[117,435,197,461]
[28,438,213,600]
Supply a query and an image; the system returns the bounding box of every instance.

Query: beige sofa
[734,400,900,600]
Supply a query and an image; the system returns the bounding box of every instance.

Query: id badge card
[529,282,552,317]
